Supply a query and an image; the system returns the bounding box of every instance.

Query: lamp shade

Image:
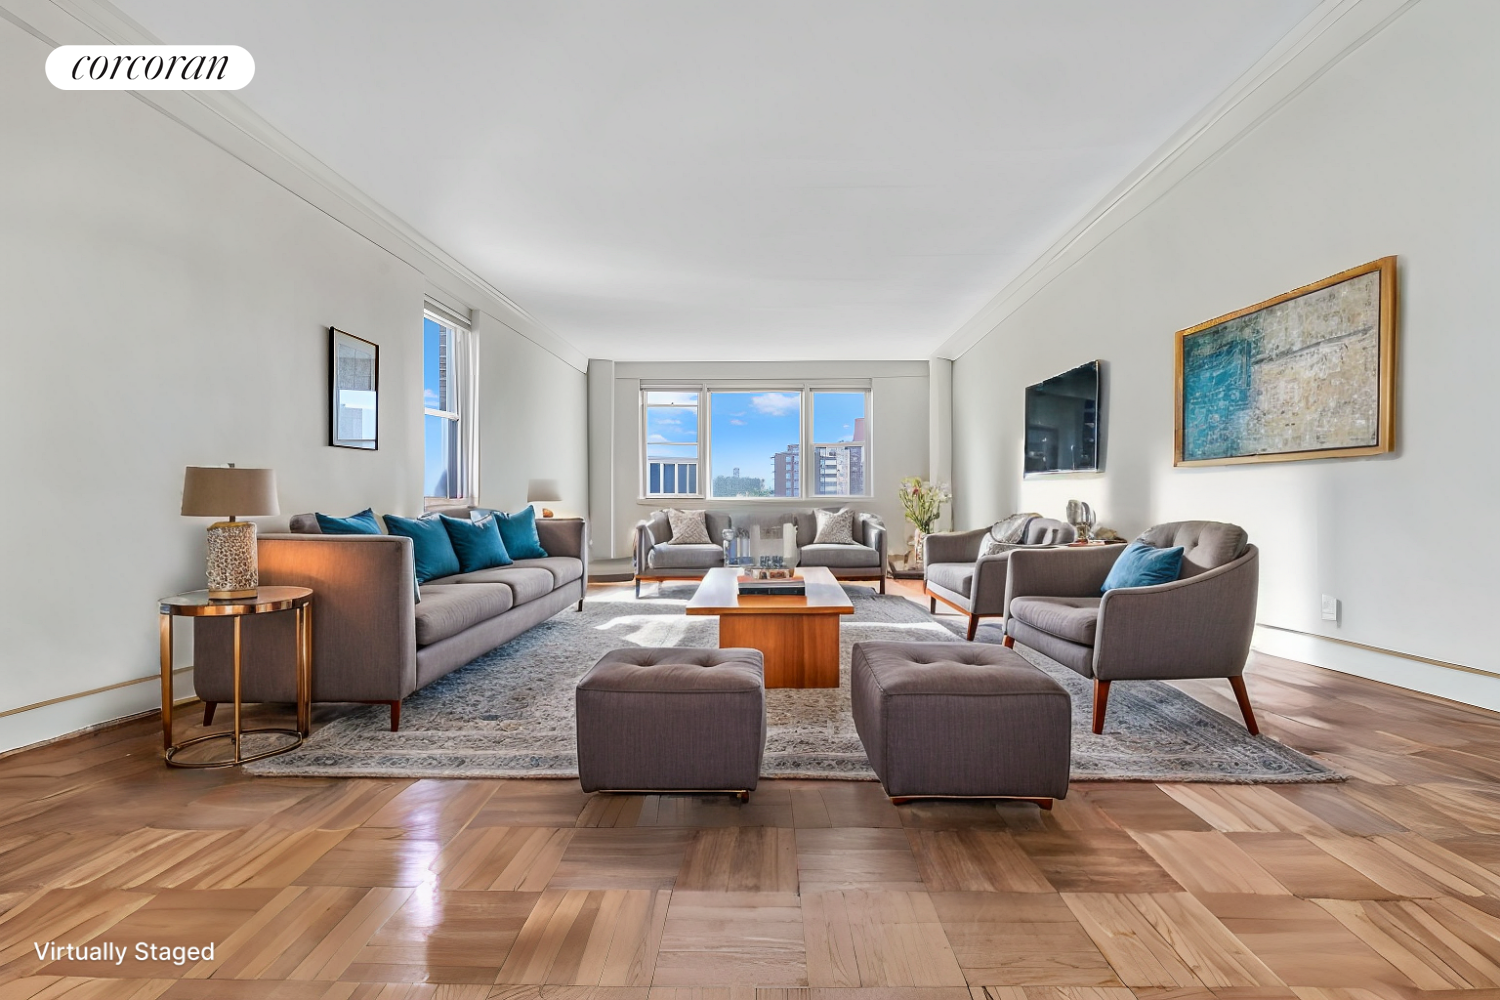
[526,478,562,503]
[181,466,280,517]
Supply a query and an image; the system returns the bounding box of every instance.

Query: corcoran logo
[45,45,254,90]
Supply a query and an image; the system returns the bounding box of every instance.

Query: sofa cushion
[1101,540,1183,592]
[445,566,556,605]
[1009,595,1101,646]
[1137,520,1248,577]
[798,542,879,569]
[813,508,857,545]
[315,508,382,535]
[413,584,514,646]
[665,508,712,544]
[441,514,514,573]
[648,543,725,570]
[926,561,974,598]
[510,556,583,589]
[384,513,461,583]
[471,506,549,560]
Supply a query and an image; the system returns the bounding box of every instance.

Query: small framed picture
[330,327,379,450]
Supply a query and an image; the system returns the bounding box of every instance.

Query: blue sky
[646,390,865,487]
[423,318,448,496]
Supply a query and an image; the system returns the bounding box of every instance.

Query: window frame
[423,309,473,506]
[641,389,704,500]
[638,384,872,503]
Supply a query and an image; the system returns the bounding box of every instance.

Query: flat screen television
[1024,361,1101,476]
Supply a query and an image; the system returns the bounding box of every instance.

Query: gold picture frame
[1174,256,1397,467]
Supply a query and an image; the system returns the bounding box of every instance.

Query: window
[640,386,870,500]
[423,311,474,501]
[643,391,701,497]
[810,391,868,497]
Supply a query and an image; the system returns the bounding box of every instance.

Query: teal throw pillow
[1101,541,1185,594]
[384,513,461,583]
[440,514,513,573]
[473,506,549,560]
[315,508,382,534]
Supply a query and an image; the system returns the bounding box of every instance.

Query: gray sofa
[193,508,587,731]
[634,508,887,594]
[923,516,1077,639]
[1003,520,1260,734]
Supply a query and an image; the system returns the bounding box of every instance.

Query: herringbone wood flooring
[2,579,1499,999]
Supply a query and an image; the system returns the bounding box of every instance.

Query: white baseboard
[0,667,194,756]
[1252,626,1500,715]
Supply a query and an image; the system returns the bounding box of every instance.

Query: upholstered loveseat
[634,508,887,594]
[193,508,587,731]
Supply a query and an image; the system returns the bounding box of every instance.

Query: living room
[4,0,1500,995]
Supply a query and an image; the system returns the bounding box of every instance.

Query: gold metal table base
[163,727,304,768]
[158,586,313,768]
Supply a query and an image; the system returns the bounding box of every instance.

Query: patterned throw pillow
[813,507,857,545]
[979,537,1025,558]
[664,508,711,545]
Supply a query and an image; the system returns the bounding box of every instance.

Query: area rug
[247,586,1341,783]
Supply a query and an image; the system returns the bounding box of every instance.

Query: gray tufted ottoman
[851,641,1072,806]
[576,647,766,800]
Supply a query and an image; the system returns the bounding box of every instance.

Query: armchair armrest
[633,518,656,574]
[1093,546,1259,682]
[923,527,988,567]
[1005,545,1122,605]
[537,517,588,584]
[194,533,418,704]
[858,514,887,569]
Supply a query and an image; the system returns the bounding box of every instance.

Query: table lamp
[181,465,280,598]
[526,478,561,518]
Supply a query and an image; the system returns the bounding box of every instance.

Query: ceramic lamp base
[205,520,258,599]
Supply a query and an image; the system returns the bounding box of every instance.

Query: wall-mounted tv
[1024,361,1101,476]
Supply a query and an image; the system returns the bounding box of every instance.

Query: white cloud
[647,433,670,443]
[750,392,799,417]
[730,418,747,426]
[424,388,440,407]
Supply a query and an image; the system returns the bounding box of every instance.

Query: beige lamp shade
[181,466,280,518]
[526,478,562,503]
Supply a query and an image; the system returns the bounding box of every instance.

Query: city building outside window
[640,387,870,500]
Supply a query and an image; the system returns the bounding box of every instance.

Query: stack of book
[736,575,806,596]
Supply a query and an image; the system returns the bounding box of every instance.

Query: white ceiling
[116,0,1319,362]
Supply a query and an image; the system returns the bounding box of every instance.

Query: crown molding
[1,0,589,373]
[934,0,1419,361]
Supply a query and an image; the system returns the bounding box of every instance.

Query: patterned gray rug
[247,585,1340,783]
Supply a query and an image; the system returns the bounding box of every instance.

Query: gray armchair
[923,517,1077,639]
[1003,521,1260,734]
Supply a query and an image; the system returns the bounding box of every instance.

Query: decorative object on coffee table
[329,327,379,450]
[526,478,561,517]
[180,465,280,599]
[897,476,950,572]
[1176,256,1396,467]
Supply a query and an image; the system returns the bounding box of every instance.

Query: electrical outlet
[1321,595,1340,623]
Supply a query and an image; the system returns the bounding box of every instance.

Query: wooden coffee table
[685,566,854,688]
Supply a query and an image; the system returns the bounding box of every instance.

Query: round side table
[158,586,312,768]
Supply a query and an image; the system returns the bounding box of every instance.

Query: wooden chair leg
[1229,676,1260,735]
[634,580,641,598]
[966,615,979,641]
[577,598,584,612]
[389,701,402,732]
[1092,679,1111,734]
[879,575,886,595]
[929,596,937,614]
[1002,635,1014,648]
[202,702,217,726]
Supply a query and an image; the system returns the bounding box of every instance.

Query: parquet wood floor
[2,579,1499,999]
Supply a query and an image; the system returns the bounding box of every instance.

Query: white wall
[950,0,1500,707]
[475,311,588,517]
[602,362,930,559]
[0,16,588,752]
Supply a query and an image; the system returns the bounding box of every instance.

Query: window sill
[637,496,873,506]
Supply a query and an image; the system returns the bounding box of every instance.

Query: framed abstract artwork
[1175,256,1397,467]
[330,327,379,450]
